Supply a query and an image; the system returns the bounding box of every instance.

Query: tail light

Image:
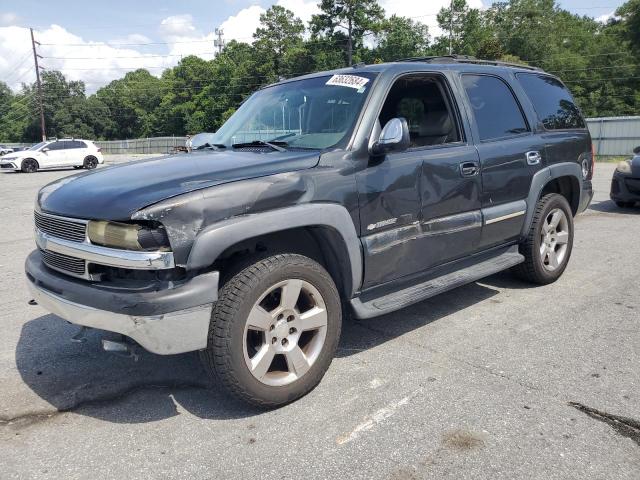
[97,147,102,153]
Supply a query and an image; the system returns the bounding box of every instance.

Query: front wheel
[513,193,574,285]
[21,158,38,173]
[200,254,342,408]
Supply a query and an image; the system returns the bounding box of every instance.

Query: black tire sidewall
[21,159,37,173]
[214,255,342,407]
[84,157,97,169]
[531,195,574,282]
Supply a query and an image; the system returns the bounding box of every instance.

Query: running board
[350,246,524,319]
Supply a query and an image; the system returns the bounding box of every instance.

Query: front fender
[186,203,363,297]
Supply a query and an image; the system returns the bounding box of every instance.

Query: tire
[83,156,98,169]
[615,200,634,208]
[200,254,342,408]
[513,193,574,285]
[21,158,39,173]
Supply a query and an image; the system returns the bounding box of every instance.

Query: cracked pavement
[0,161,639,479]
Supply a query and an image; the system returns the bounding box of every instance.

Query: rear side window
[516,73,585,130]
[461,74,529,141]
[68,140,87,149]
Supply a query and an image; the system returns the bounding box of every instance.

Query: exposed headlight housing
[87,220,170,251]
[616,160,632,174]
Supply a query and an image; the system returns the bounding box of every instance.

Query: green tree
[254,6,305,79]
[311,0,385,66]
[374,15,430,62]
[435,0,495,57]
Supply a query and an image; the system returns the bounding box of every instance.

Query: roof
[270,55,546,88]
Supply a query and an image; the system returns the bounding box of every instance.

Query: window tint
[379,74,460,148]
[461,74,529,141]
[68,140,86,149]
[516,74,585,130]
[47,142,64,151]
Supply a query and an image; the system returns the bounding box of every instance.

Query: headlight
[2,156,16,161]
[87,221,170,251]
[616,160,632,174]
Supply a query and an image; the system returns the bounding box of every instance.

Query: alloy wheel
[539,208,570,271]
[243,278,328,387]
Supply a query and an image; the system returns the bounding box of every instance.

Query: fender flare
[521,162,582,236]
[186,203,363,297]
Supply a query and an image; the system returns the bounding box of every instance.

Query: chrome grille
[34,211,87,242]
[40,249,86,276]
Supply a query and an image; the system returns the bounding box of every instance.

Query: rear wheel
[21,158,38,173]
[200,254,342,408]
[83,156,98,169]
[513,193,574,285]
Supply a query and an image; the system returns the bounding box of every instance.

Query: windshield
[29,141,47,151]
[210,73,377,150]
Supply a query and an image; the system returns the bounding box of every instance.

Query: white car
[0,139,104,173]
[0,144,14,156]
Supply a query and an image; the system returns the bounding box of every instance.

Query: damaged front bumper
[25,250,218,355]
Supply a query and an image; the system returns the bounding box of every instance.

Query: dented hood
[37,149,320,220]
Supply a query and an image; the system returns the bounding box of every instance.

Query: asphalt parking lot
[0,160,638,479]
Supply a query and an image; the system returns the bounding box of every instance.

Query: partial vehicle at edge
[611,145,640,208]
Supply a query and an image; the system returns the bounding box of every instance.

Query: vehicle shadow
[338,275,504,358]
[15,277,505,423]
[588,199,639,215]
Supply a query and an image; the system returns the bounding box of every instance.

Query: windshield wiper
[232,140,288,152]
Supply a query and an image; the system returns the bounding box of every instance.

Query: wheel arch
[186,204,363,299]
[521,163,582,237]
[20,157,39,171]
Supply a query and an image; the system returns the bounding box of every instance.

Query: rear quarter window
[516,73,585,130]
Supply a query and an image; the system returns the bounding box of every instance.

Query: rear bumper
[25,250,218,354]
[578,179,594,214]
[610,171,640,203]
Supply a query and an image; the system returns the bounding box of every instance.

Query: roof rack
[396,55,543,72]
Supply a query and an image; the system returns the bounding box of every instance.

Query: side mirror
[633,146,640,155]
[41,147,49,152]
[370,118,410,156]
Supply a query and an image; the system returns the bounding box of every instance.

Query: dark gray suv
[26,56,594,407]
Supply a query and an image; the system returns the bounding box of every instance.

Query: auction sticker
[326,74,370,90]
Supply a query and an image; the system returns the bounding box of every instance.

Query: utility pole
[214,28,225,55]
[448,0,454,55]
[30,28,46,141]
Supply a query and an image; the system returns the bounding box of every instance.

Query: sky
[0,0,626,93]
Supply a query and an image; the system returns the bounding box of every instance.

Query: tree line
[1,0,639,142]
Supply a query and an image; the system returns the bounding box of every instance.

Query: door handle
[460,161,479,177]
[526,151,542,165]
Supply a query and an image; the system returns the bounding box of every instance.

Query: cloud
[159,14,197,37]
[596,11,616,23]
[219,5,266,42]
[0,12,18,26]
[276,0,320,24]
[0,1,490,94]
[0,24,173,93]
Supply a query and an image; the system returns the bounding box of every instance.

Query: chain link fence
[94,136,188,154]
